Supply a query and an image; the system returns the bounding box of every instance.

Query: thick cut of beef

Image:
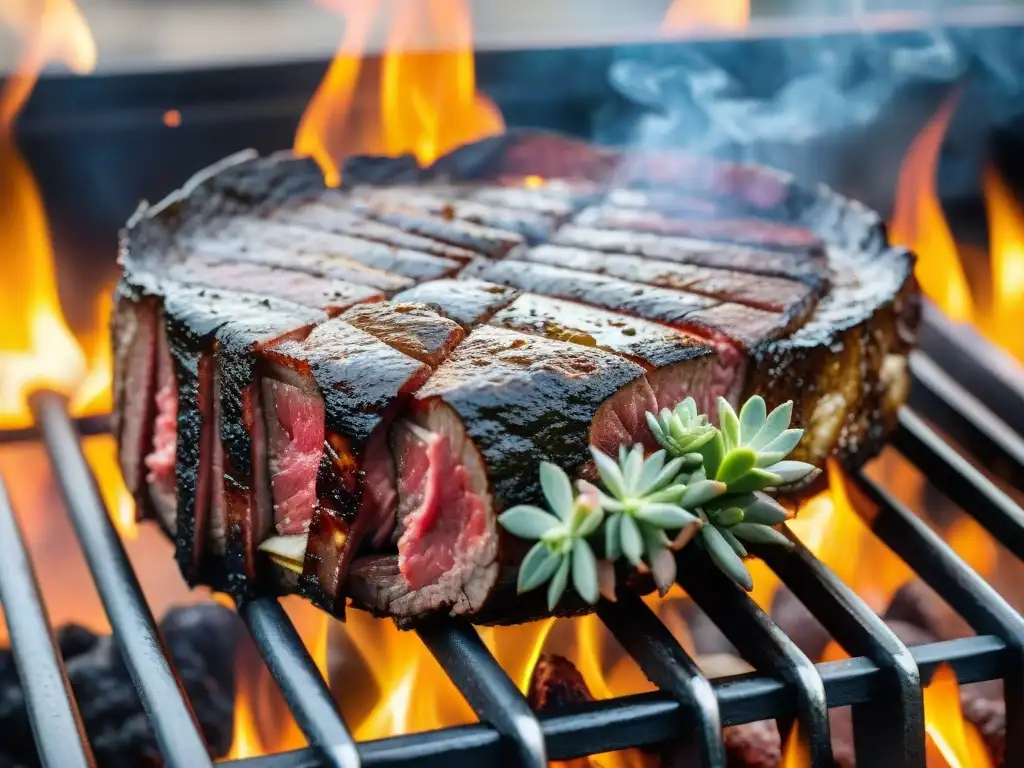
[115,131,918,625]
[361,326,647,619]
[256,316,438,612]
[488,293,726,418]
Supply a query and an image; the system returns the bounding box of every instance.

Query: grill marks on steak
[393,279,520,330]
[522,244,820,331]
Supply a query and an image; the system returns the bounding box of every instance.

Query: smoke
[596,15,1024,211]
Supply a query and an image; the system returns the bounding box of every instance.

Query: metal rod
[919,303,1024,436]
[0,474,96,768]
[238,597,361,768]
[894,407,1024,561]
[417,619,547,768]
[0,412,111,445]
[597,593,724,766]
[28,390,213,768]
[908,352,1024,490]
[852,469,1024,766]
[675,546,833,766]
[754,529,926,766]
[221,635,1007,768]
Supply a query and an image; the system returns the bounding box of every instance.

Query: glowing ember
[163,109,182,128]
[923,664,993,768]
[662,0,750,32]
[294,0,503,187]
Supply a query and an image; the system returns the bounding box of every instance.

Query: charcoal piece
[769,588,831,661]
[0,604,241,768]
[679,600,737,657]
[962,695,1006,767]
[884,579,973,641]
[723,721,782,768]
[527,653,593,710]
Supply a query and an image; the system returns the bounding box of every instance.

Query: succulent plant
[499,462,605,610]
[698,396,819,495]
[590,444,718,595]
[697,491,793,591]
[645,397,717,475]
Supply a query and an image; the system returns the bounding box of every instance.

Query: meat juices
[114,132,918,623]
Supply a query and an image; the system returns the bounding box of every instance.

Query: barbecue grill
[5,7,1024,767]
[0,305,1020,768]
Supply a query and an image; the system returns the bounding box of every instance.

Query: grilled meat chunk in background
[113,131,918,623]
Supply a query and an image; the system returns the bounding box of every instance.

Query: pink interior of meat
[144,381,178,488]
[265,379,325,535]
[363,426,398,547]
[396,426,488,590]
[589,376,660,456]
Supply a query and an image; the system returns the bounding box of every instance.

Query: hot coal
[884,579,973,642]
[0,604,242,768]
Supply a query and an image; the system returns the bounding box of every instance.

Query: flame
[923,664,993,768]
[294,0,504,187]
[226,655,267,760]
[979,165,1024,361]
[890,93,974,323]
[662,0,750,32]
[780,722,810,768]
[0,0,104,429]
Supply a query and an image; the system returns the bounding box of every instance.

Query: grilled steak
[114,130,919,624]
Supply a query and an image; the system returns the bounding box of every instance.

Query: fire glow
[0,1,1010,764]
[891,92,1024,363]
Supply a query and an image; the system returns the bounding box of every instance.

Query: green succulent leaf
[698,431,726,480]
[680,479,727,508]
[731,522,793,548]
[635,449,666,492]
[572,538,599,605]
[720,527,748,558]
[701,524,754,591]
[591,447,626,498]
[716,447,758,487]
[757,429,803,462]
[645,484,687,504]
[499,505,561,540]
[539,462,574,520]
[623,444,644,493]
[634,503,697,529]
[749,400,794,450]
[517,542,563,594]
[717,397,741,449]
[605,512,622,561]
[709,506,744,528]
[737,493,790,526]
[739,395,767,444]
[763,460,817,485]
[722,468,782,494]
[547,556,571,611]
[620,513,644,566]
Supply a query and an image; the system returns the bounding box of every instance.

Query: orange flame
[923,664,993,768]
[780,722,810,768]
[890,92,974,323]
[980,165,1024,362]
[663,0,750,32]
[0,0,106,429]
[294,0,504,187]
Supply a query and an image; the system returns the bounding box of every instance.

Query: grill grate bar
[852,468,1024,766]
[909,352,1024,489]
[28,391,214,768]
[893,407,1024,560]
[220,634,1009,768]
[920,304,1024,436]
[0,475,96,768]
[238,597,361,768]
[416,619,548,768]
[596,593,724,766]
[674,546,833,765]
[753,529,926,765]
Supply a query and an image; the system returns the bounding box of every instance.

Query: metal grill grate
[1,305,1023,768]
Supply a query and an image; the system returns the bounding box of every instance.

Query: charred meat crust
[392,279,520,330]
[409,325,647,511]
[116,130,919,623]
